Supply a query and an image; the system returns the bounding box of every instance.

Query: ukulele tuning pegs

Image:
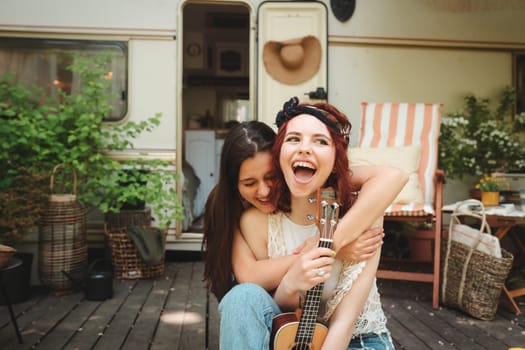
[306,214,314,221]
[330,203,340,225]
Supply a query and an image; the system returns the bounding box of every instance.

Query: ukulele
[270,188,340,350]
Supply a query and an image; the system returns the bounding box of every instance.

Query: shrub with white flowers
[439,87,525,179]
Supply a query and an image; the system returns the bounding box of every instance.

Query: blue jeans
[219,283,281,350]
[348,332,395,350]
[218,283,395,350]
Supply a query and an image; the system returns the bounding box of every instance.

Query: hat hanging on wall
[262,35,321,85]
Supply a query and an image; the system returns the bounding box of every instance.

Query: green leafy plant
[0,168,48,245]
[0,54,183,241]
[439,87,525,180]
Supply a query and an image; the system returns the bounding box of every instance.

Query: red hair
[270,102,358,215]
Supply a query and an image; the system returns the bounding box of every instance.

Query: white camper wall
[324,0,525,205]
[325,0,524,130]
[0,0,176,33]
[328,45,511,205]
[329,46,511,142]
[328,0,525,43]
[128,39,177,150]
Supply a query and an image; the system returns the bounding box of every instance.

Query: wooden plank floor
[1,259,524,350]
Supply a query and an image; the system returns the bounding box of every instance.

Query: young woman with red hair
[219,98,403,349]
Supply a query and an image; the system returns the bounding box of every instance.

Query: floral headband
[275,97,350,141]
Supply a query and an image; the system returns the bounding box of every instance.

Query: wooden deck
[1,258,524,350]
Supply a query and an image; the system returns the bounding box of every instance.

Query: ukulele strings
[295,199,340,349]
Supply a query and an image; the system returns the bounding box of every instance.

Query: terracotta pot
[407,229,433,262]
[0,244,16,268]
[481,191,499,206]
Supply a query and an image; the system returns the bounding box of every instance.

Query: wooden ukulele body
[271,312,328,350]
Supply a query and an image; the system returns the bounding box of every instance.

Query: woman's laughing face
[237,151,275,213]
[279,114,335,198]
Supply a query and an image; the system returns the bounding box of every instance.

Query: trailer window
[0,38,127,121]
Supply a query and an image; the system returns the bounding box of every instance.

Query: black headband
[275,97,350,141]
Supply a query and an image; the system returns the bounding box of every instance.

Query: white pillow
[349,145,424,205]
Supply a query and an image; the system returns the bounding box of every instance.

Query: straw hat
[263,35,321,85]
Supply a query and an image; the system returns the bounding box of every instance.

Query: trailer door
[257,1,327,127]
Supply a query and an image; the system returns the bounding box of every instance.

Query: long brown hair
[270,100,357,215]
[202,121,276,301]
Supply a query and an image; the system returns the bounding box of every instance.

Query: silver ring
[316,268,325,277]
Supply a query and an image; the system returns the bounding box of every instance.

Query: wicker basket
[105,207,152,230]
[105,226,166,279]
[39,164,87,295]
[0,244,16,268]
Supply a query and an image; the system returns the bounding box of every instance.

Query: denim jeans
[218,283,395,350]
[348,332,395,350]
[219,283,281,350]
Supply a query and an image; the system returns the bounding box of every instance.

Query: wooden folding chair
[357,102,444,309]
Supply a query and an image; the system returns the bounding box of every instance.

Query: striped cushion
[358,102,442,216]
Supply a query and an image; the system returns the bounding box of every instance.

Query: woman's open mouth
[292,161,316,183]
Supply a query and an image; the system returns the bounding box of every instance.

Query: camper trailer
[1,0,525,251]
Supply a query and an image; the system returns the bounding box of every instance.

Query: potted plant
[1,54,184,288]
[0,168,47,303]
[439,87,525,183]
[1,54,183,230]
[475,175,510,206]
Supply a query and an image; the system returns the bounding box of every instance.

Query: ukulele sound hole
[292,344,311,350]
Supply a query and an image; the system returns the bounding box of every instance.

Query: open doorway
[181,2,251,233]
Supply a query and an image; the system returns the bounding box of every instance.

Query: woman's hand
[281,246,335,293]
[337,227,383,263]
[274,245,336,310]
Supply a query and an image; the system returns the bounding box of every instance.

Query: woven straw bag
[441,199,513,320]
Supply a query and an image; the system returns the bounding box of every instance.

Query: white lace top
[267,212,389,335]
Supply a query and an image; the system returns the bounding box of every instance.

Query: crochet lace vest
[267,212,388,335]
